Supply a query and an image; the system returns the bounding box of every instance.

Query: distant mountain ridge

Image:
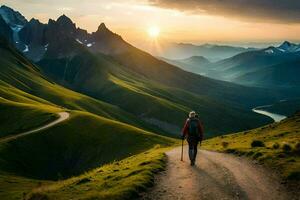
[207,41,300,88]
[156,42,256,61]
[262,41,300,55]
[161,56,211,75]
[164,40,300,90]
[278,41,300,53]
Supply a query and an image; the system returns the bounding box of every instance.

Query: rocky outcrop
[0,15,12,43]
[0,5,27,27]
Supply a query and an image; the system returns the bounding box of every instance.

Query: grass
[0,38,179,200]
[99,70,272,136]
[0,111,175,180]
[202,112,300,180]
[0,173,52,200]
[0,40,169,136]
[0,31,294,199]
[37,41,274,137]
[0,111,176,199]
[0,97,61,138]
[25,147,171,200]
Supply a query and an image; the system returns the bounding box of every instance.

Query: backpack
[188,118,199,138]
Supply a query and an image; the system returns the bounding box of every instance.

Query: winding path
[140,147,291,200]
[0,112,70,143]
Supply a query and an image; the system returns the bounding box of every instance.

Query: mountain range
[214,41,300,89]
[0,5,283,137]
[156,42,256,61]
[163,41,300,90]
[161,56,211,76]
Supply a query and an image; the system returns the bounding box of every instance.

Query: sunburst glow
[147,26,160,38]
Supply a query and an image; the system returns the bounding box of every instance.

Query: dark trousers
[188,139,199,161]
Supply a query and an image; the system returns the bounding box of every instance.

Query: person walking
[181,111,204,166]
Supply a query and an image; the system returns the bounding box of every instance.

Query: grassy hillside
[0,147,173,200]
[235,59,300,88]
[0,111,174,180]
[26,147,168,200]
[104,72,272,136]
[0,39,177,199]
[0,97,60,138]
[203,112,300,180]
[0,39,167,135]
[0,40,175,179]
[0,111,175,200]
[112,47,278,107]
[17,19,280,136]
[37,48,273,136]
[0,111,175,199]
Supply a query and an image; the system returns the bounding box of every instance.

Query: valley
[252,104,287,122]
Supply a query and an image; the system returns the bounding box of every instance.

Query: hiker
[181,111,204,166]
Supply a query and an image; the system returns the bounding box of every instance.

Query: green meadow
[203,112,300,180]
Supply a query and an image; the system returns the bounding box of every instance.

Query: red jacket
[182,118,204,141]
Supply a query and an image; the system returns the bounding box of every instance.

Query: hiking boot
[190,160,195,166]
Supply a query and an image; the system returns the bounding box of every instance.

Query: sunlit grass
[203,113,300,179]
[25,146,172,200]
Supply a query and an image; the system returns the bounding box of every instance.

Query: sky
[1,0,300,49]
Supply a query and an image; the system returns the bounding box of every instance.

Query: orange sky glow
[2,0,300,49]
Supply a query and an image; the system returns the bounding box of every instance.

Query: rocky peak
[56,14,73,26]
[55,14,76,34]
[0,5,27,27]
[278,41,300,52]
[97,23,108,32]
[28,18,42,25]
[280,41,292,48]
[94,23,116,37]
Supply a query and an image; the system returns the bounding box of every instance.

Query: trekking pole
[181,138,184,161]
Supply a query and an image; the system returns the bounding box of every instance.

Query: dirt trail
[0,112,69,143]
[140,146,292,200]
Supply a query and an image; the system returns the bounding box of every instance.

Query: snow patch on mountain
[265,49,274,54]
[23,45,29,52]
[76,39,83,44]
[11,25,23,32]
[277,41,300,53]
[263,41,300,55]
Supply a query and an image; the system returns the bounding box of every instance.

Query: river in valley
[252,105,287,122]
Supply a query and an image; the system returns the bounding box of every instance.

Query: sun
[147,26,160,38]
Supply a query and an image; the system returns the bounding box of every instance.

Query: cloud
[56,7,74,12]
[148,0,300,23]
